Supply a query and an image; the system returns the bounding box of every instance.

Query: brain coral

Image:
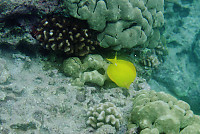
[64,0,164,50]
[129,90,200,134]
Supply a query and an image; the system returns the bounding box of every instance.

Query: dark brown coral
[31,15,100,56]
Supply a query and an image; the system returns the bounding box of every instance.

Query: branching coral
[87,102,122,129]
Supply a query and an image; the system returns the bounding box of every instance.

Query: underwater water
[0,0,200,133]
[149,0,200,114]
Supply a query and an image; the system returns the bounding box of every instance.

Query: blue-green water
[0,0,199,133]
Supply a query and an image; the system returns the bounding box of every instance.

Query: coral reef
[129,90,200,134]
[63,54,108,86]
[32,15,100,56]
[87,102,122,129]
[1,0,200,134]
[64,0,164,50]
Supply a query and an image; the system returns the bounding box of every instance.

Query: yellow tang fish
[107,53,136,89]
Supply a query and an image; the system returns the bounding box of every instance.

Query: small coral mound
[32,15,100,56]
[87,102,122,129]
[63,54,108,86]
[129,90,200,134]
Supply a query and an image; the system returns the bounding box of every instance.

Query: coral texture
[63,54,108,86]
[32,15,100,56]
[87,102,122,129]
[64,0,164,50]
[129,90,200,134]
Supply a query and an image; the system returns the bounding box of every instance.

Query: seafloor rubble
[0,47,146,133]
[0,48,199,133]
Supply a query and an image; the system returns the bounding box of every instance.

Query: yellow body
[107,55,136,89]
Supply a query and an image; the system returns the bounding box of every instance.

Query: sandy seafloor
[0,48,140,133]
[0,0,200,134]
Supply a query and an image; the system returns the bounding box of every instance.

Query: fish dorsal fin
[107,52,118,64]
[114,52,117,65]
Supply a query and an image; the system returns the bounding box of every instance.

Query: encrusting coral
[64,0,164,50]
[63,54,108,86]
[87,102,122,129]
[31,15,100,56]
[129,90,200,134]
